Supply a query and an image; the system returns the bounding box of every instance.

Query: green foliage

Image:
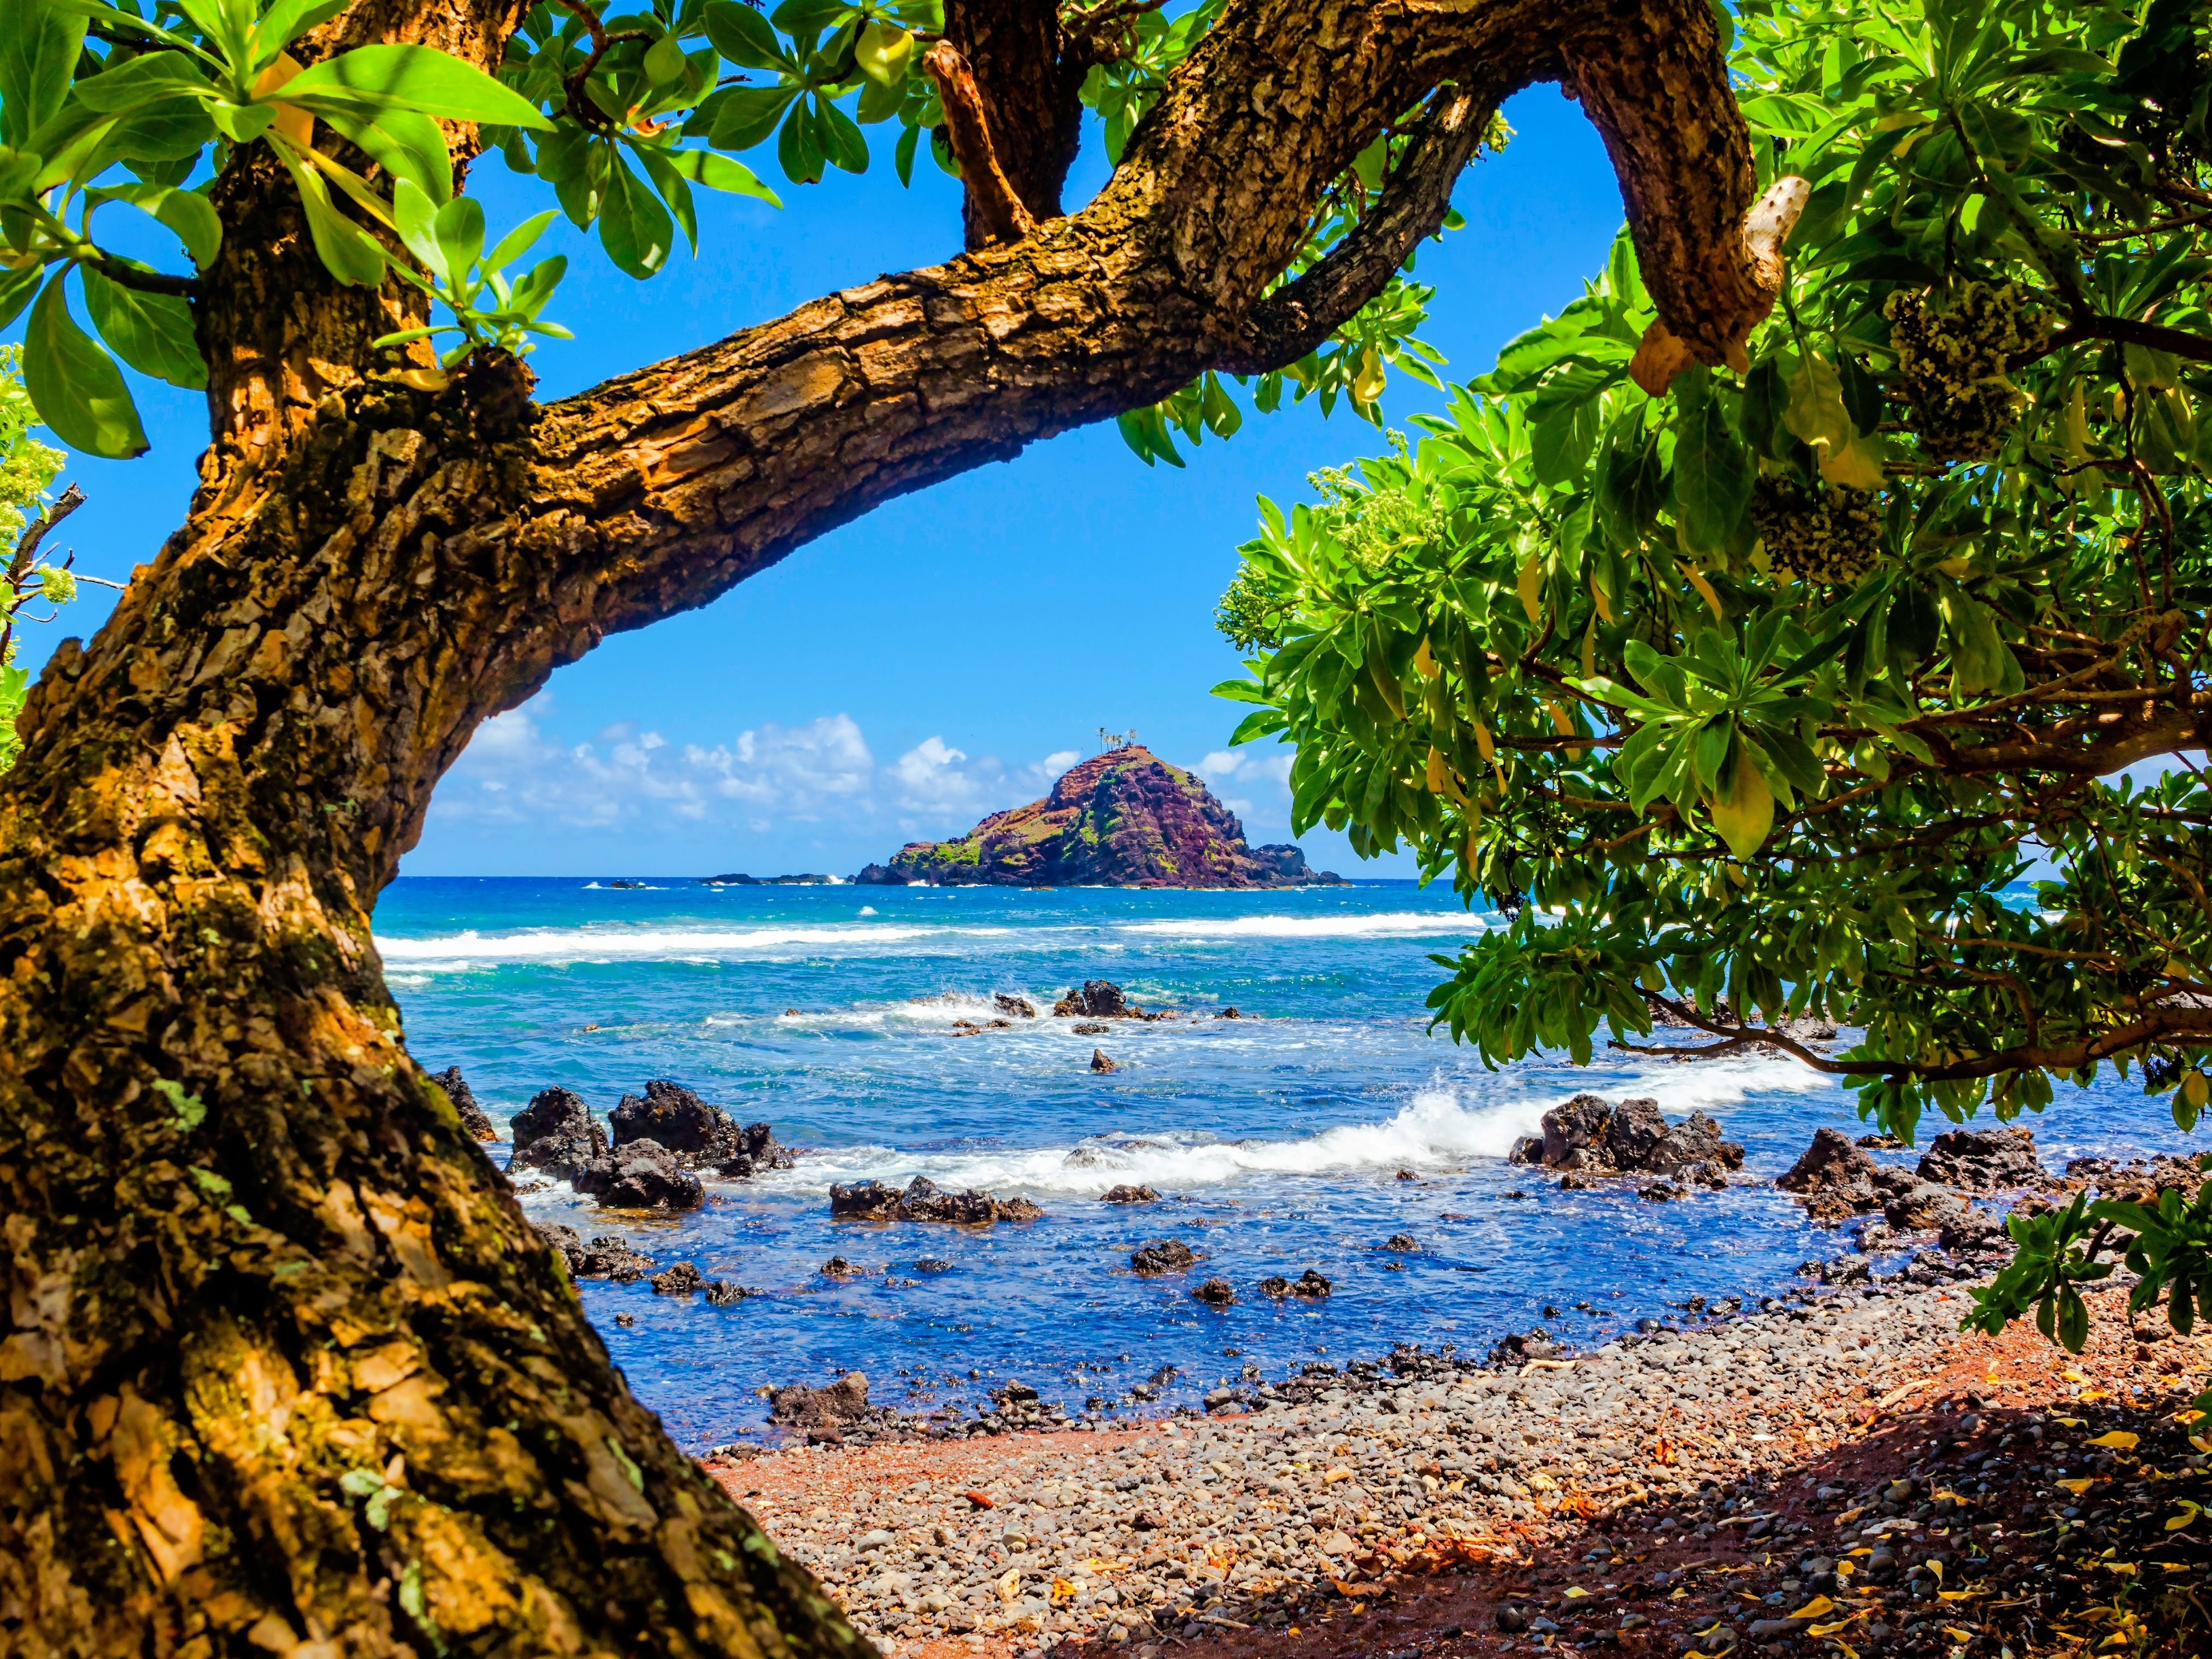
[1213,0,2212,1348]
[0,343,85,770]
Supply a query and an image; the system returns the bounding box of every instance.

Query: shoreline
[707,1256,2207,1659]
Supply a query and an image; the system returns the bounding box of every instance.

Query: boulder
[1091,1049,1119,1073]
[993,993,1037,1019]
[717,1120,793,1179]
[1777,1127,1917,1222]
[510,1087,608,1180]
[651,1261,705,1295]
[1260,1268,1332,1299]
[433,1066,499,1141]
[769,1372,870,1427]
[1382,1234,1419,1252]
[1917,1126,2044,1191]
[1884,1180,1972,1234]
[610,1079,744,1166]
[1520,1095,1743,1182]
[703,1279,752,1305]
[1055,980,1131,1018]
[1191,1278,1236,1307]
[1131,1239,1197,1275]
[533,1223,655,1281]
[570,1139,707,1211]
[852,863,910,885]
[1100,1184,1158,1204]
[827,1175,1041,1224]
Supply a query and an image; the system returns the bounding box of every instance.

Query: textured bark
[0,0,1769,1651]
[941,0,1083,248]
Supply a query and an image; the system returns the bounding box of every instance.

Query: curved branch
[2045,313,2212,366]
[923,39,1040,244]
[1215,81,1501,376]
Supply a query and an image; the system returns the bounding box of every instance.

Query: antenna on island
[1096,726,1139,752]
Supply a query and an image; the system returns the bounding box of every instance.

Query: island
[855,744,1343,888]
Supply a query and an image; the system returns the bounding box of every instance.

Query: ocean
[378,877,2179,1451]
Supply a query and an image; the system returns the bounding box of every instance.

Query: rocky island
[857,744,1342,888]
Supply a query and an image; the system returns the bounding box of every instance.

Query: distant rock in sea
[857,744,1343,889]
[701,872,833,885]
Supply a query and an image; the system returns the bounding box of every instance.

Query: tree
[1216,0,2212,1396]
[0,0,1784,1647]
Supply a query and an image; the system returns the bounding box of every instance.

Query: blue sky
[15,84,1629,879]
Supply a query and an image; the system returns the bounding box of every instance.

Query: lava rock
[717,1120,793,1179]
[769,1372,870,1427]
[1260,1268,1331,1299]
[432,1065,499,1141]
[510,1087,608,1180]
[703,1279,752,1305]
[570,1138,707,1210]
[610,1079,746,1167]
[1521,1093,1743,1183]
[1191,1278,1236,1307]
[1382,1234,1419,1252]
[1101,1185,1158,1204]
[993,993,1037,1019]
[534,1223,656,1282]
[1132,1239,1198,1276]
[1777,1126,1919,1222]
[828,1175,1043,1225]
[651,1260,705,1295]
[852,863,910,885]
[1056,980,1132,1018]
[1091,1049,1119,1073]
[1917,1125,2044,1191]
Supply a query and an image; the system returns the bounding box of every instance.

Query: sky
[10,82,1631,880]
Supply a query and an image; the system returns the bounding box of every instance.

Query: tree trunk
[0,0,1766,1649]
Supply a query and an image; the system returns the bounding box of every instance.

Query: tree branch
[923,40,1040,245]
[2046,314,2212,366]
[1215,82,1499,376]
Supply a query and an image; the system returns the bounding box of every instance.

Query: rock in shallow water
[1131,1239,1197,1275]
[828,1174,1043,1224]
[1100,1184,1158,1204]
[432,1065,499,1140]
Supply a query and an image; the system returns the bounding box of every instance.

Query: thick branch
[923,40,1041,244]
[2046,313,2212,366]
[944,0,1084,249]
[1215,83,1501,376]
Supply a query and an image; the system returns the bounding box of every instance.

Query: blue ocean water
[378,877,2181,1451]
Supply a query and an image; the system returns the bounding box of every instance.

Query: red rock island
[858,745,1343,888]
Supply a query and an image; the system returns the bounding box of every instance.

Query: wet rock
[994,993,1038,1019]
[717,1120,793,1179]
[1131,1239,1197,1275]
[1216,1007,1240,1019]
[651,1261,705,1295]
[1382,1234,1419,1252]
[1508,1135,1544,1165]
[703,1279,752,1305]
[1777,1126,1917,1222]
[1101,1185,1158,1204]
[852,862,910,885]
[611,1079,748,1167]
[1917,1125,2044,1191]
[1055,980,1132,1019]
[1091,1049,1119,1073]
[1258,1268,1331,1299]
[432,1065,499,1140]
[1884,1180,1972,1234]
[913,1257,953,1274]
[571,1138,707,1211]
[769,1372,870,1427]
[828,1175,1043,1224]
[1522,1094,1743,1183]
[822,1256,863,1277]
[1191,1278,1236,1307]
[510,1087,608,1179]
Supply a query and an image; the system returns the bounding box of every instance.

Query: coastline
[710,1271,2207,1659]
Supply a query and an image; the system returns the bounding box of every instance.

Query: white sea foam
[374,922,987,968]
[1110,911,1485,942]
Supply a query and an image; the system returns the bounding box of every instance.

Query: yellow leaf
[2078,1388,2110,1402]
[1564,1586,1589,1598]
[1938,1589,1978,1602]
[2062,1369,2086,1383]
[2086,1432,2139,1451]
[1926,1560,1943,1585]
[2058,1479,2097,1496]
[1589,573,1614,625]
[1470,718,1495,763]
[1808,1620,1857,1637]
[1708,743,1775,860]
[1518,553,1544,623]
[2176,1409,2206,1425]
[2054,1416,2085,1428]
[1426,746,1448,794]
[1790,1596,1836,1619]
[1678,561,1725,622]
[1414,638,1438,679]
[2166,1501,2201,1532]
[1819,428,1886,490]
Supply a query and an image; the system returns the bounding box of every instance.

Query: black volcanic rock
[874,745,1344,888]
[432,1065,498,1140]
[510,1088,606,1179]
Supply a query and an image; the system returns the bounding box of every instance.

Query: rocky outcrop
[828,1175,1043,1224]
[1917,1126,2044,1190]
[1101,1184,1158,1204]
[433,1065,499,1140]
[610,1079,793,1178]
[872,746,1344,888]
[1056,980,1137,1018]
[1132,1239,1197,1275]
[1091,1049,1118,1073]
[701,872,832,885]
[533,1223,655,1282]
[1259,1269,1332,1299]
[769,1373,871,1427]
[1508,1095,1744,1186]
[1776,1128,1916,1222]
[1191,1278,1236,1307]
[511,1088,608,1178]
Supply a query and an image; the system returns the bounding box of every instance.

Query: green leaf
[1671,367,1752,562]
[703,0,790,69]
[0,260,42,331]
[431,191,486,280]
[660,146,781,206]
[815,96,868,173]
[23,272,147,458]
[250,0,351,66]
[597,150,674,277]
[629,143,698,252]
[81,266,207,390]
[274,148,388,287]
[91,180,223,268]
[643,30,690,87]
[280,43,554,129]
[0,0,89,149]
[709,84,801,151]
[313,102,453,204]
[485,209,560,273]
[776,97,823,183]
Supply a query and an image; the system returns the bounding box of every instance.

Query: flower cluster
[1886,280,2051,461]
[1753,476,1884,587]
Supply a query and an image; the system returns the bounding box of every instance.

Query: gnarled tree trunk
[0,0,1769,1650]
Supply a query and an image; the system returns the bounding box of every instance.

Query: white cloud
[432,702,1093,843]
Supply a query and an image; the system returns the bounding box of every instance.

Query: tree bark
[0,0,1767,1650]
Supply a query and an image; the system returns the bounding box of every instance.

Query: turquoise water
[378,878,2179,1450]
